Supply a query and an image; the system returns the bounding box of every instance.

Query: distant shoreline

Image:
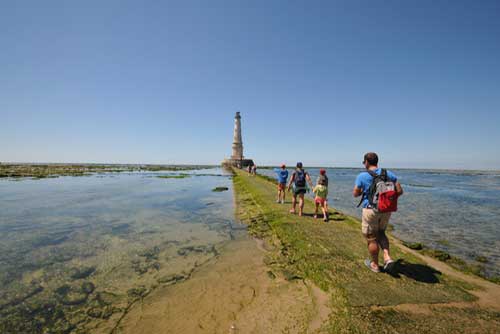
[0,163,213,178]
[1,162,498,174]
[257,165,500,173]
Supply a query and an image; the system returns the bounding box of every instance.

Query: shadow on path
[387,259,442,284]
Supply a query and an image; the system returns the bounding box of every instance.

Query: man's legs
[290,193,297,213]
[377,213,392,263]
[298,194,305,216]
[378,231,391,263]
[314,201,319,218]
[362,209,380,271]
[367,239,379,268]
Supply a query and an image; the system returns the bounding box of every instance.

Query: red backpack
[366,169,399,213]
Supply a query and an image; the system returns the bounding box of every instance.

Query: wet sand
[115,235,329,334]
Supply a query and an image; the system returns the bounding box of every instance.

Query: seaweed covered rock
[177,244,218,257]
[55,282,95,306]
[426,249,452,261]
[127,286,149,299]
[402,241,424,250]
[69,266,96,280]
[212,186,229,192]
[157,174,191,179]
[81,282,95,294]
[139,246,161,261]
[86,305,114,319]
[157,273,186,285]
[94,291,121,305]
[476,255,488,263]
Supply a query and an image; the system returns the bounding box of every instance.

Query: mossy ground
[232,169,500,333]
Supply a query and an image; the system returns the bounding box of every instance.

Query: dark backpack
[294,170,306,187]
[359,169,399,213]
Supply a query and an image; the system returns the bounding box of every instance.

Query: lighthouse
[222,112,254,168]
[231,112,243,160]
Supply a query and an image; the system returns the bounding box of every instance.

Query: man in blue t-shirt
[353,152,403,273]
[274,164,289,204]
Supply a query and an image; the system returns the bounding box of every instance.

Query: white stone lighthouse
[231,112,243,160]
[222,112,254,168]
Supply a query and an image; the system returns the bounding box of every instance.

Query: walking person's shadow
[386,259,441,283]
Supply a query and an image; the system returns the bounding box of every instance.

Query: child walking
[313,169,329,222]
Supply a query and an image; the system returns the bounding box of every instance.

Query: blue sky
[1,1,499,169]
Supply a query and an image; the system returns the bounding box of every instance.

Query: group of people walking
[247,163,257,175]
[274,163,329,221]
[270,152,404,273]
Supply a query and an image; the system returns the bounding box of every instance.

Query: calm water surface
[0,168,239,333]
[261,167,500,278]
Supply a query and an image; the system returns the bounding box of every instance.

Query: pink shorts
[315,197,327,205]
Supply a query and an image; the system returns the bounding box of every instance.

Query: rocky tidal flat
[0,163,214,179]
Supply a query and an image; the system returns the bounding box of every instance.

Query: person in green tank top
[313,169,329,222]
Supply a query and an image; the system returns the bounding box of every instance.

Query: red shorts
[278,183,286,190]
[315,197,327,205]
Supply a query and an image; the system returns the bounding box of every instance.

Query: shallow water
[0,168,240,333]
[261,168,500,278]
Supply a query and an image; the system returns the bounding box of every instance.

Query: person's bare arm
[353,186,363,197]
[287,174,295,191]
[306,173,314,189]
[396,182,404,196]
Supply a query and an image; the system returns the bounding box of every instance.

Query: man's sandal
[364,259,381,273]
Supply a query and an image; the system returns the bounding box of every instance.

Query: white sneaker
[281,200,285,204]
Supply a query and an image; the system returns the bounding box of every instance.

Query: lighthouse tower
[222,112,254,168]
[231,112,243,160]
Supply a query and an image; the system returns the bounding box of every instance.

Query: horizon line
[1,161,499,173]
